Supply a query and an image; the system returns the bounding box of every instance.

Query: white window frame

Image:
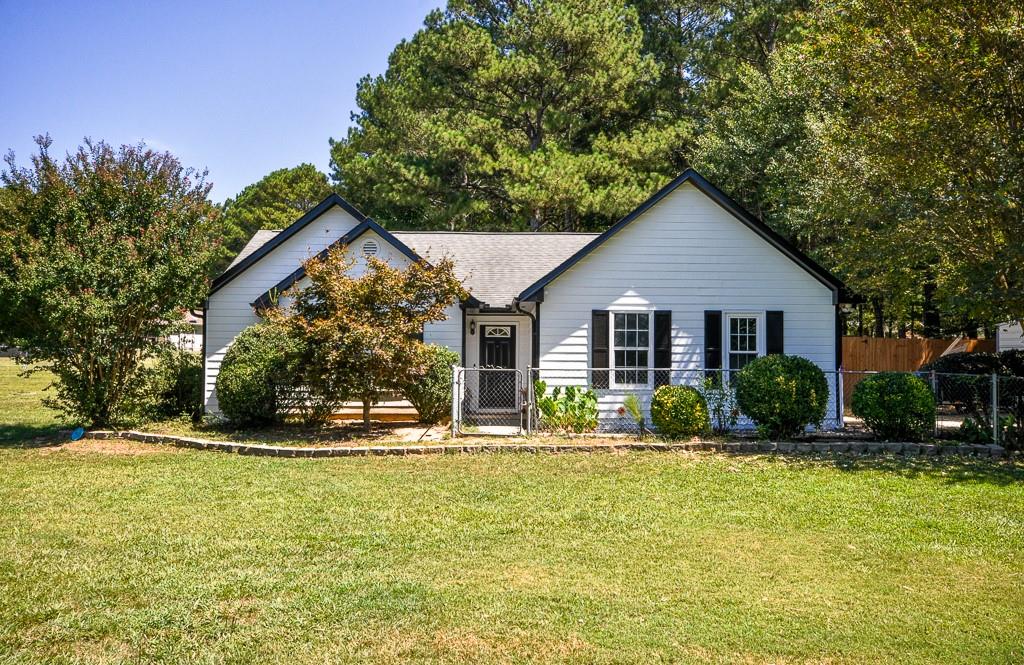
[724,312,765,376]
[610,310,653,388]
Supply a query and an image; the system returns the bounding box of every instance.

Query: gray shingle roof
[227,230,281,270]
[229,229,597,307]
[393,232,597,307]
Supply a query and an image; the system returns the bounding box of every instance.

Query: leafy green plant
[619,393,646,438]
[958,414,1017,446]
[148,348,204,422]
[650,385,709,439]
[216,323,300,426]
[733,355,829,439]
[851,372,934,441]
[270,247,465,431]
[534,381,599,433]
[403,344,459,425]
[0,137,218,426]
[699,377,739,435]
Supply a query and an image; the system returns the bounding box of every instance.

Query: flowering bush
[650,385,709,439]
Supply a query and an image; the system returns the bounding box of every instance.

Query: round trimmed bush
[734,355,829,439]
[851,372,935,441]
[403,344,460,425]
[650,385,709,439]
[216,323,298,426]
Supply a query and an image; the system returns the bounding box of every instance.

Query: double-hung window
[613,312,649,385]
[727,314,760,370]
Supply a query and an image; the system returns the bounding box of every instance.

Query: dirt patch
[41,438,182,456]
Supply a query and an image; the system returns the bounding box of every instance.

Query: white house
[997,322,1024,352]
[204,170,851,423]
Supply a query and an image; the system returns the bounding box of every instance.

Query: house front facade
[204,170,851,423]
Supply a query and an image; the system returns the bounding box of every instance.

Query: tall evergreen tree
[212,164,332,275]
[331,0,689,231]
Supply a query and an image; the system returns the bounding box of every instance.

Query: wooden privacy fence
[841,336,996,405]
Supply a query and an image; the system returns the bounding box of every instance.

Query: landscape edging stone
[83,431,1009,459]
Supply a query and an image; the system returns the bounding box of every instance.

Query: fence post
[451,365,460,438]
[991,372,999,446]
[930,370,938,438]
[836,369,844,429]
[526,365,532,436]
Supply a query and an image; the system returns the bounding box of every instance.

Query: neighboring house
[166,309,203,352]
[204,170,852,421]
[996,322,1024,352]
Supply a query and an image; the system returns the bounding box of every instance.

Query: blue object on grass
[70,427,85,441]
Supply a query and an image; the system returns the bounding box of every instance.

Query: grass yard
[2,358,1024,663]
[0,357,63,445]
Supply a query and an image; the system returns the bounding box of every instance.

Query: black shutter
[704,310,722,382]
[766,311,784,355]
[653,310,672,387]
[591,310,609,388]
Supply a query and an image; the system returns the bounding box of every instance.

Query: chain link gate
[452,367,525,436]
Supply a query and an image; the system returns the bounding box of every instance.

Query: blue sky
[0,0,440,201]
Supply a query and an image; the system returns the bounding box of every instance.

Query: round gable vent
[362,239,379,257]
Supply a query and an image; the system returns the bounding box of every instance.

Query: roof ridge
[392,230,600,236]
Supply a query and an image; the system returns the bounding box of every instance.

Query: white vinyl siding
[203,212,463,415]
[997,322,1024,352]
[536,181,836,423]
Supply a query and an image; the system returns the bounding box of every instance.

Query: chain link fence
[450,365,1019,443]
[845,370,1016,444]
[524,367,841,437]
[452,367,524,436]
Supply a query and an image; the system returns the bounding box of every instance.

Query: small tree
[271,247,465,432]
[0,136,218,426]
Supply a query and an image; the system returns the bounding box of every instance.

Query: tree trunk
[362,398,372,433]
[872,298,885,337]
[922,275,940,337]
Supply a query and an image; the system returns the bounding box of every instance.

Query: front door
[479,325,517,410]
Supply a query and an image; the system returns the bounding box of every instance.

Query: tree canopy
[270,248,466,430]
[331,0,689,231]
[0,136,219,425]
[212,164,332,276]
[694,0,1024,333]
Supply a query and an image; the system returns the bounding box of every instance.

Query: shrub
[698,377,739,435]
[918,351,1002,375]
[403,344,459,424]
[851,372,935,441]
[998,349,1024,376]
[920,349,1024,448]
[150,349,203,421]
[734,355,829,439]
[534,382,599,433]
[650,385,709,439]
[216,323,299,426]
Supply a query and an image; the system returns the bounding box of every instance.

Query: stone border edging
[85,430,1009,459]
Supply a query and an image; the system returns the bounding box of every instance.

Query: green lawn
[2,359,1024,663]
[0,357,63,445]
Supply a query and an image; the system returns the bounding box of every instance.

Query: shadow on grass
[142,418,436,447]
[817,454,1024,487]
[0,423,66,449]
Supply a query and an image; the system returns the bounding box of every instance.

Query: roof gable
[209,193,367,297]
[251,218,423,309]
[516,169,850,304]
